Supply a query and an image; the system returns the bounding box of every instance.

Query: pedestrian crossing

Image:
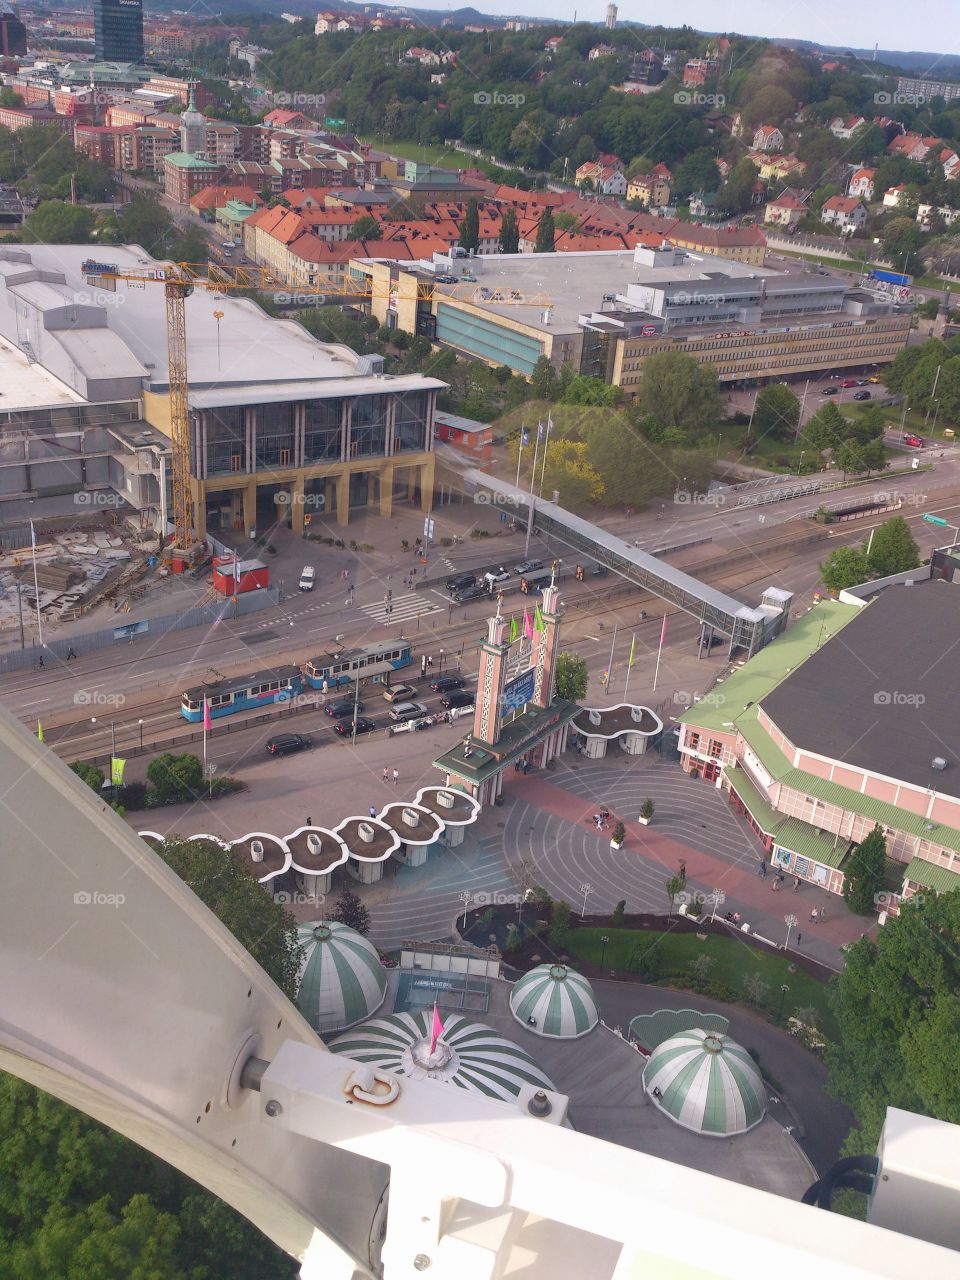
[359,591,443,625]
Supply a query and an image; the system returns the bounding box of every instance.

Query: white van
[298,565,316,591]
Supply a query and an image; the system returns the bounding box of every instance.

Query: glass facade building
[93,0,144,63]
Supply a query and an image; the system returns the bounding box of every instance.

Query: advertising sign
[503,668,535,711]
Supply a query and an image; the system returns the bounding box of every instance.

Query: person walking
[369,805,376,819]
[67,647,77,660]
[382,768,389,784]
[392,767,399,785]
[795,931,802,946]
[37,654,44,669]
[819,906,826,923]
[793,876,800,892]
[427,654,434,670]
[809,907,818,923]
[679,860,686,882]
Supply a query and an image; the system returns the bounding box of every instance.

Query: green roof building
[295,921,387,1035]
[509,964,599,1039]
[643,1030,766,1137]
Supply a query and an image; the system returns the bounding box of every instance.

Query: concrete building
[0,245,445,537]
[163,151,221,203]
[678,584,960,907]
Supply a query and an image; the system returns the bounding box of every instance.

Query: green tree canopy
[820,545,871,591]
[498,206,519,254]
[867,515,920,577]
[146,752,204,805]
[70,761,104,792]
[350,213,381,241]
[842,824,887,915]
[457,197,479,251]
[554,652,588,702]
[534,207,555,253]
[22,200,95,244]
[332,887,371,936]
[753,384,801,443]
[803,401,848,452]
[633,351,722,440]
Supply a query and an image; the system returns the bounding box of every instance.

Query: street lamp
[138,718,144,750]
[784,913,799,951]
[439,648,445,675]
[600,933,610,971]
[777,982,790,1022]
[796,449,805,476]
[458,890,471,930]
[579,882,593,920]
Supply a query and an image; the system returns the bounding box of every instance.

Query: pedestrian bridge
[464,471,792,657]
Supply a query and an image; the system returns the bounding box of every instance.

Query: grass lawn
[358,135,472,170]
[715,422,820,473]
[567,926,840,1040]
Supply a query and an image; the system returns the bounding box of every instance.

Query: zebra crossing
[359,591,444,625]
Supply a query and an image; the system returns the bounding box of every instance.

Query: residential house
[888,132,937,161]
[764,192,805,228]
[314,11,339,34]
[820,194,867,231]
[751,153,806,183]
[847,167,876,201]
[627,172,671,207]
[189,184,263,219]
[730,111,744,138]
[883,183,908,207]
[829,115,867,139]
[917,203,960,229]
[574,155,623,188]
[683,59,716,87]
[404,47,442,65]
[597,166,627,196]
[544,35,563,51]
[588,43,616,59]
[752,124,783,152]
[688,191,717,218]
[263,108,315,131]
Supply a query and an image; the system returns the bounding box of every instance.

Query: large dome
[328,1010,555,1101]
[509,964,599,1039]
[643,1029,767,1137]
[295,921,387,1034]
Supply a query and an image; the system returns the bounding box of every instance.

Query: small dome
[295,921,387,1034]
[509,964,599,1039]
[329,1010,555,1101]
[643,1029,766,1136]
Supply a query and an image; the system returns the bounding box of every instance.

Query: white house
[917,203,960,229]
[821,194,867,231]
[764,192,805,228]
[847,167,876,201]
[883,183,908,207]
[829,115,866,139]
[752,124,783,152]
[597,166,627,196]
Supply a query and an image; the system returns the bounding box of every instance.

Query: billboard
[502,667,535,711]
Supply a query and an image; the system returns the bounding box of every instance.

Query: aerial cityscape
[1,0,960,1276]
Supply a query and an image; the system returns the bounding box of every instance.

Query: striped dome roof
[643,1030,767,1137]
[328,1009,555,1102]
[509,964,599,1039]
[295,921,387,1035]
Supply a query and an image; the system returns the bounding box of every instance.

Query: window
[206,406,245,475]
[254,402,295,471]
[349,395,387,457]
[394,391,427,452]
[687,731,701,752]
[304,398,342,462]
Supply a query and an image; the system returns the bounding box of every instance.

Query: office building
[93,0,144,64]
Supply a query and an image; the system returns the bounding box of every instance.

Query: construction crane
[79,259,553,568]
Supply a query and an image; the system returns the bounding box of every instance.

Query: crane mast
[164,276,196,562]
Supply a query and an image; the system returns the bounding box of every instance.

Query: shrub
[118,780,148,810]
[548,899,572,949]
[611,821,626,846]
[611,899,626,926]
[146,752,204,805]
[640,798,655,820]
[627,940,665,980]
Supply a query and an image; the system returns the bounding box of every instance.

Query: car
[853,390,871,401]
[446,572,476,594]
[857,379,870,386]
[389,701,429,722]
[513,558,544,575]
[430,675,465,693]
[840,379,858,388]
[382,683,417,702]
[265,733,312,757]
[325,697,364,718]
[821,386,839,396]
[453,583,487,604]
[441,690,474,710]
[868,375,882,383]
[904,434,925,448]
[334,717,377,737]
[298,565,316,591]
[483,567,510,586]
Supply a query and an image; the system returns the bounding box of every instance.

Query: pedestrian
[819,906,826,923]
[796,931,802,946]
[67,647,77,660]
[777,870,785,886]
[809,907,818,923]
[732,911,741,925]
[679,860,686,881]
[427,655,434,669]
[392,767,399,785]
[37,654,44,669]
[759,861,767,878]
[387,589,392,601]
[382,768,389,784]
[369,805,376,819]
[306,815,312,826]
[793,876,800,892]
[523,759,531,775]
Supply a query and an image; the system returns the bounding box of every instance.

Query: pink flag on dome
[429,1002,444,1055]
[523,608,533,639]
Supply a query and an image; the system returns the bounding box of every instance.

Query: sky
[472,0,960,61]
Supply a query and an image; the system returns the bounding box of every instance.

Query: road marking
[360,592,443,625]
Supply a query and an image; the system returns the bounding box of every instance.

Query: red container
[212,556,269,594]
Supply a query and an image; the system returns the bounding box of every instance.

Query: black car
[266,733,313,756]
[325,697,364,718]
[513,558,544,575]
[430,675,465,693]
[334,717,377,737]
[853,390,871,401]
[446,572,476,594]
[441,690,475,710]
[820,386,839,396]
[453,583,487,604]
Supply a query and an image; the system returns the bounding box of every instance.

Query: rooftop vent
[932,757,948,771]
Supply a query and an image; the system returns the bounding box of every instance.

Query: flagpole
[30,520,43,648]
[538,416,552,497]
[604,623,617,692]
[653,615,667,691]
[515,427,524,489]
[529,421,542,494]
[623,633,635,699]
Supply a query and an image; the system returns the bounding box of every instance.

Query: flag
[509,616,519,643]
[523,608,533,639]
[546,413,553,435]
[429,1002,444,1055]
[628,635,636,668]
[203,698,212,732]
[537,420,544,439]
[534,604,544,631]
[37,722,44,743]
[29,519,36,547]
[110,757,125,786]
[521,429,529,446]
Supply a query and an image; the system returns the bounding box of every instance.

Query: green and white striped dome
[643,1030,767,1137]
[295,921,387,1035]
[328,1010,555,1101]
[509,964,599,1039]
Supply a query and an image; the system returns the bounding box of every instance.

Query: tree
[691,953,716,985]
[146,752,203,805]
[867,515,920,577]
[559,374,619,406]
[554,652,588,702]
[804,401,848,452]
[534,207,555,253]
[70,761,104,792]
[742,972,770,1006]
[846,405,886,444]
[350,214,381,241]
[842,824,887,915]
[22,200,94,244]
[331,887,371,936]
[753,384,801,443]
[833,439,868,476]
[156,838,303,999]
[665,874,684,918]
[531,354,557,400]
[458,197,479,251]
[498,206,519,254]
[881,216,924,275]
[0,88,24,108]
[118,196,173,258]
[716,158,760,215]
[547,898,572,949]
[611,899,626,926]
[820,545,871,592]
[634,350,722,440]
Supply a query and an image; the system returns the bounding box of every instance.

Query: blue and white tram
[303,641,413,689]
[180,666,304,721]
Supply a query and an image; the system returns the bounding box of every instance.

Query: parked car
[820,386,839,396]
[389,701,429,722]
[840,379,858,388]
[904,434,925,448]
[266,733,313,757]
[325,697,364,718]
[453,583,487,604]
[430,675,465,693]
[513,558,544,575]
[483,567,510,588]
[446,572,476,594]
[441,690,475,710]
[382,683,417,702]
[868,375,882,383]
[853,390,871,401]
[857,379,871,386]
[298,565,316,591]
[334,717,377,737]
